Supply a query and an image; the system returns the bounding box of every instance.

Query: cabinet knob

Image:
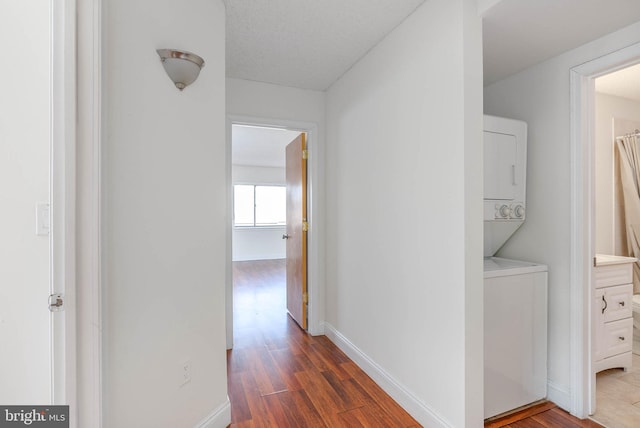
[602,295,608,314]
[619,336,626,341]
[619,301,625,307]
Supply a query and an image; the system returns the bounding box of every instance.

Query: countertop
[595,254,637,266]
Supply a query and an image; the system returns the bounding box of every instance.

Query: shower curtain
[615,133,640,294]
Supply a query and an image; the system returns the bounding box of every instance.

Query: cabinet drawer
[601,318,633,359]
[601,283,633,322]
[594,263,633,288]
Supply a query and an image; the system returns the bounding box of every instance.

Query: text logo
[0,406,69,427]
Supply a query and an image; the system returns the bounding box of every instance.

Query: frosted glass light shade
[156,49,205,91]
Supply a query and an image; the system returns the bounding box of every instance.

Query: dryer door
[484,130,517,200]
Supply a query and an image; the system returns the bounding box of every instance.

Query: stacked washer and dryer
[483,115,548,419]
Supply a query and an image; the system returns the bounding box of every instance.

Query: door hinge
[302,149,309,160]
[302,221,309,232]
[48,293,64,312]
[303,292,309,304]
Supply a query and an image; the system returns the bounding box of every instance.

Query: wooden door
[284,133,308,329]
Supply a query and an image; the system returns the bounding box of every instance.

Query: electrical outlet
[181,360,191,386]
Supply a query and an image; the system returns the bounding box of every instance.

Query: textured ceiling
[232,125,301,168]
[228,3,640,174]
[483,0,640,85]
[596,63,640,103]
[224,0,425,91]
[225,0,640,91]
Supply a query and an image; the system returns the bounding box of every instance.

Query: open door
[284,133,308,329]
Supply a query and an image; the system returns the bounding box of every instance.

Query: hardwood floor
[484,401,603,428]
[229,260,601,427]
[228,259,419,427]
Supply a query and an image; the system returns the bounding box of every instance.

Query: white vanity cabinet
[593,255,635,373]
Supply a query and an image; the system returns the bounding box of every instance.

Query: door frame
[74,0,104,426]
[226,115,325,348]
[51,0,77,413]
[570,41,640,417]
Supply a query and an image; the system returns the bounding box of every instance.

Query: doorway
[589,63,640,426]
[230,124,302,339]
[570,41,640,419]
[225,117,323,350]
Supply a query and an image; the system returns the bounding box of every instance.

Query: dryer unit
[484,115,527,257]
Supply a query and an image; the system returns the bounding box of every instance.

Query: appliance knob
[513,205,525,218]
[499,205,511,218]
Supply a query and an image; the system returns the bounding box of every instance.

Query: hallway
[227,259,420,427]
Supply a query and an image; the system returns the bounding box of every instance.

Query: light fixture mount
[156,49,205,91]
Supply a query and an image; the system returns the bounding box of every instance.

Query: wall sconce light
[156,49,205,91]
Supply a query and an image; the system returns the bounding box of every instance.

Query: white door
[0,0,73,407]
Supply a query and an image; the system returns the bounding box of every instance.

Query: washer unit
[483,116,548,419]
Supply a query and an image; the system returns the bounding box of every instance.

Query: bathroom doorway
[590,63,640,426]
[569,41,640,420]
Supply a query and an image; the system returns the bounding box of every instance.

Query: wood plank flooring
[229,259,602,427]
[484,401,603,428]
[229,259,419,427]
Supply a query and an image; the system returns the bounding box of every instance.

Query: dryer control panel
[491,202,525,220]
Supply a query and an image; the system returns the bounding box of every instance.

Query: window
[233,184,286,227]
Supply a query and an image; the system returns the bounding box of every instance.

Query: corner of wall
[547,381,572,412]
[194,398,231,428]
[323,323,454,428]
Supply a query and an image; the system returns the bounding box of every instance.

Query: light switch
[36,202,50,236]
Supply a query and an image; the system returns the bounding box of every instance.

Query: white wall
[226,78,326,125]
[325,0,483,426]
[484,20,640,409]
[0,0,51,404]
[233,164,285,184]
[233,228,285,261]
[594,92,640,254]
[103,1,229,427]
[232,165,286,261]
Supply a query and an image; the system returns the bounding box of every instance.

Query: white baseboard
[547,380,571,412]
[308,321,325,336]
[194,398,231,428]
[232,255,285,262]
[322,322,453,428]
